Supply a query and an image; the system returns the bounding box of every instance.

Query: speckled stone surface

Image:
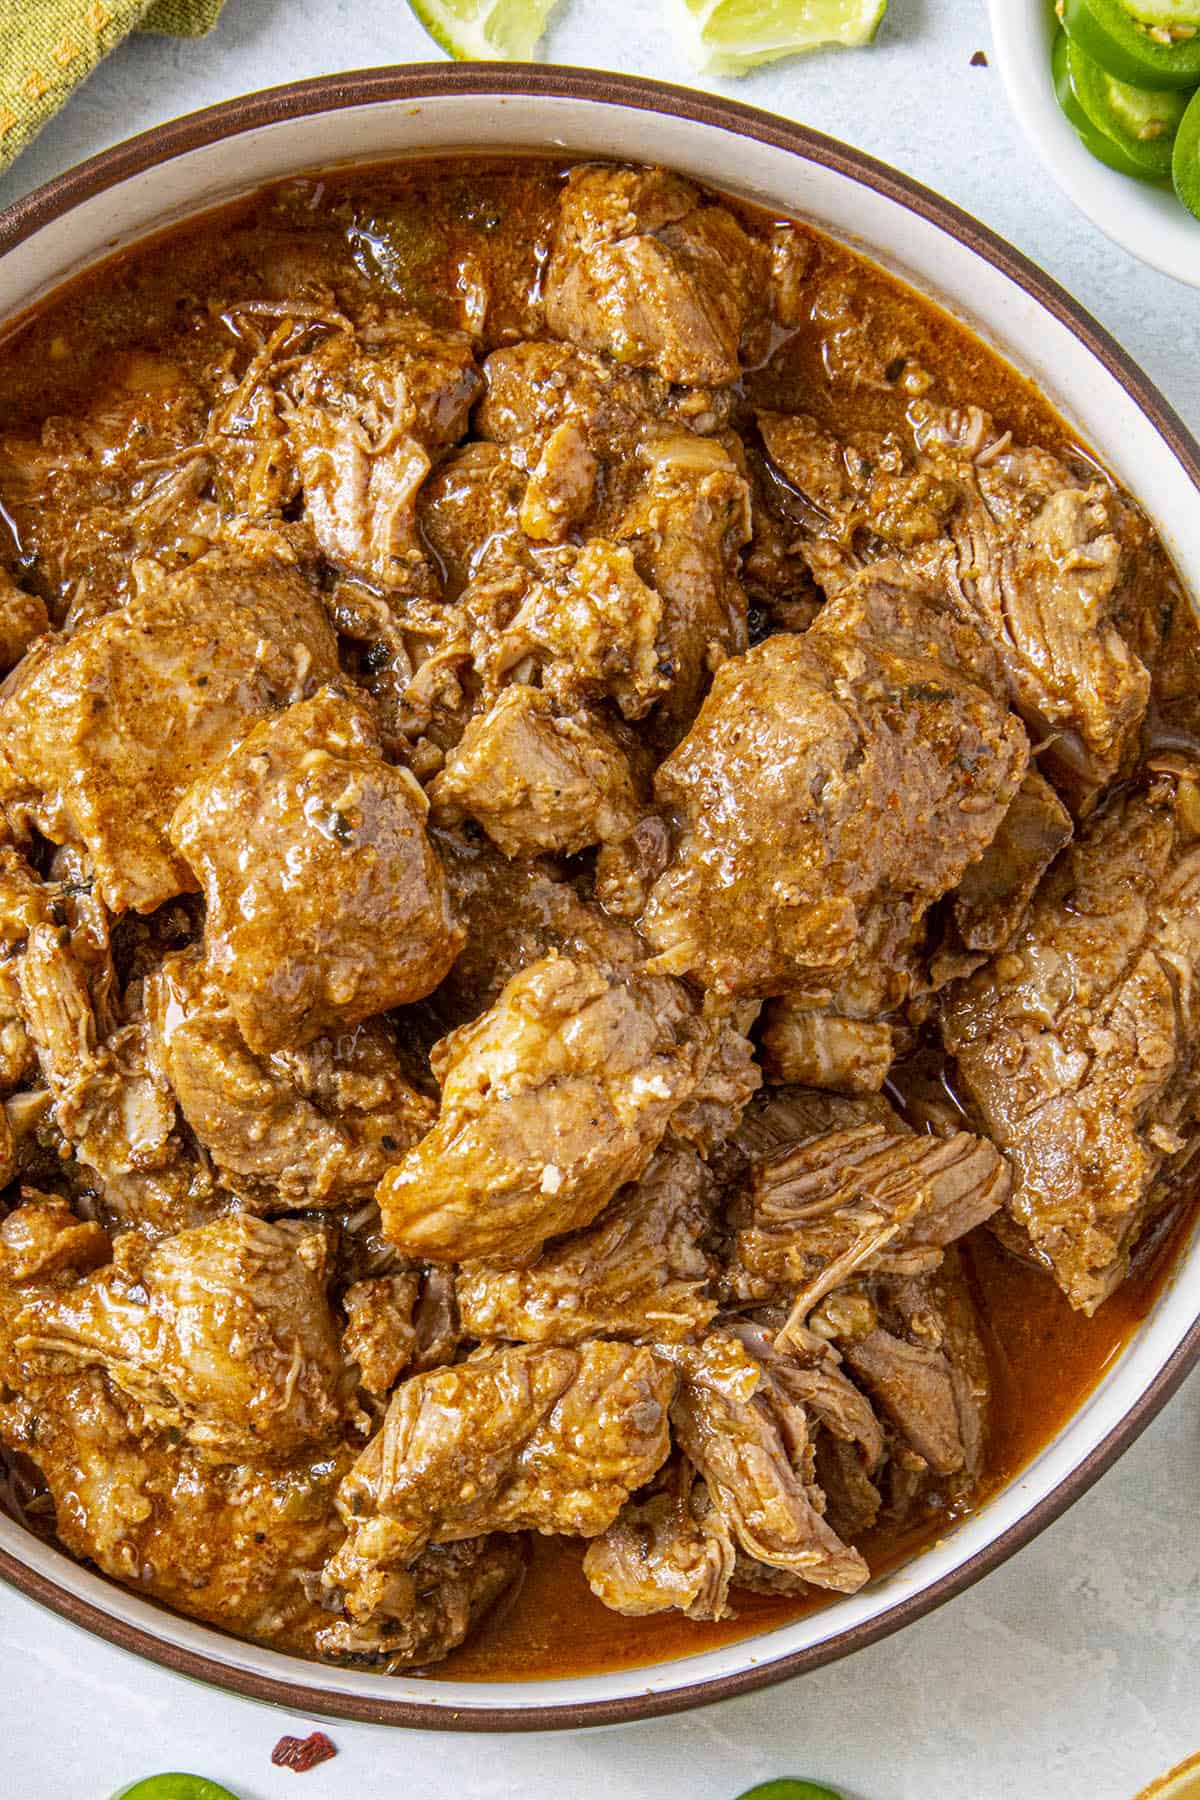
[1,4,1198,1795]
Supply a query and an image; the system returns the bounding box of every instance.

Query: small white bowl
[989,0,1200,288]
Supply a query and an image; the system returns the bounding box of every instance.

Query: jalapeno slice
[1173,83,1200,213]
[1065,35,1189,176]
[111,1777,242,1800]
[1061,0,1200,89]
[1052,29,1164,175]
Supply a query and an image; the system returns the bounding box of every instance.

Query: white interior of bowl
[1,87,1199,1720]
[988,0,1200,290]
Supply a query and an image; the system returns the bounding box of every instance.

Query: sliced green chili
[1065,34,1190,177]
[1173,83,1200,213]
[1052,30,1163,176]
[1061,0,1200,89]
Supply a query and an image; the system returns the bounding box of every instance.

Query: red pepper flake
[970,49,989,67]
[271,1730,338,1773]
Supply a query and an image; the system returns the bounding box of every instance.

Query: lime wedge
[671,0,887,75]
[408,0,561,59]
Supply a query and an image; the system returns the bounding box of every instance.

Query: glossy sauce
[438,1199,1195,1681]
[0,156,1195,1683]
[0,157,1073,454]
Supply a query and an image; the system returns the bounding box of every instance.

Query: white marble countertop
[1,4,1197,1796]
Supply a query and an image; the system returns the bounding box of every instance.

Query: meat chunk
[377,953,731,1264]
[730,1085,903,1164]
[430,834,642,1027]
[294,314,481,449]
[18,917,175,1173]
[0,856,39,1092]
[13,919,207,1233]
[146,948,433,1209]
[0,353,215,614]
[0,847,102,1095]
[0,1191,109,1289]
[763,1318,886,1475]
[0,570,47,673]
[943,765,1200,1312]
[641,628,1028,997]
[0,548,339,914]
[543,166,767,386]
[908,404,1152,801]
[947,769,1073,959]
[667,1002,763,1157]
[416,441,528,599]
[171,685,463,1054]
[518,418,597,543]
[0,967,34,1096]
[616,432,751,740]
[763,396,1153,807]
[13,1214,348,1462]
[583,1457,735,1621]
[0,1101,17,1188]
[0,1370,351,1657]
[669,1328,869,1594]
[456,1149,716,1344]
[315,1534,523,1669]
[286,318,481,591]
[833,1255,991,1488]
[758,410,960,553]
[292,410,431,593]
[842,1327,964,1477]
[323,1342,674,1618]
[759,1002,894,1097]
[429,685,639,858]
[724,1108,1008,1326]
[477,340,668,449]
[341,1272,422,1398]
[812,556,1007,699]
[475,539,668,722]
[789,621,1068,983]
[815,1431,881,1542]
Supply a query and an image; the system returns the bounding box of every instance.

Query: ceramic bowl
[1,65,1198,1732]
[988,0,1200,289]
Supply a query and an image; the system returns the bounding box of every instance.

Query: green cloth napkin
[1,0,226,175]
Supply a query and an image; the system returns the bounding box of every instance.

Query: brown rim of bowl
[1,62,1198,1734]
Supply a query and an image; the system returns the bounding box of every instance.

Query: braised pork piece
[0,157,1196,1680]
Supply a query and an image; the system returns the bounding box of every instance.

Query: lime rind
[408,0,562,61]
[670,0,887,76]
[111,1778,241,1800]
